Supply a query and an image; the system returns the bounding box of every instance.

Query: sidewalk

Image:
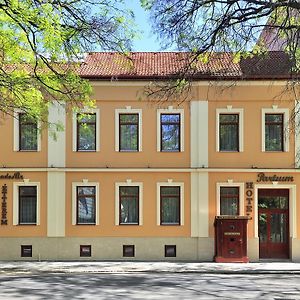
[0,261,300,275]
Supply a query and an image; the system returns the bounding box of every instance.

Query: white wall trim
[13,110,41,152]
[47,172,65,236]
[295,101,300,168]
[254,184,296,239]
[156,181,184,225]
[72,108,100,152]
[3,167,300,173]
[216,182,245,216]
[191,173,209,237]
[71,182,100,225]
[48,103,66,167]
[13,181,40,225]
[261,107,289,152]
[191,101,208,168]
[115,181,143,226]
[157,107,184,152]
[114,108,142,152]
[216,107,244,152]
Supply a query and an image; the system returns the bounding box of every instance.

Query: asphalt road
[0,272,299,299]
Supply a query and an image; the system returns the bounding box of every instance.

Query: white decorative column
[191,101,208,168]
[47,103,66,237]
[191,172,209,237]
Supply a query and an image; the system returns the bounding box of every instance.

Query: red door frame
[258,189,290,259]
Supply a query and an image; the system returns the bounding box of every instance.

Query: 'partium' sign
[0,172,23,180]
[257,172,294,183]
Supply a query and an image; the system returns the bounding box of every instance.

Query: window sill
[119,222,139,225]
[76,223,96,225]
[160,223,181,226]
[218,150,240,153]
[118,150,140,153]
[75,150,97,152]
[18,150,38,152]
[18,223,37,225]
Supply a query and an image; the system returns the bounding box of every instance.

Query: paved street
[0,272,299,299]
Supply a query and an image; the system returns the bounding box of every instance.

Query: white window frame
[13,110,41,152]
[13,181,40,225]
[262,107,289,152]
[115,180,143,225]
[157,106,184,152]
[115,107,142,152]
[216,107,244,152]
[72,108,100,152]
[156,181,184,225]
[216,182,244,216]
[72,181,100,225]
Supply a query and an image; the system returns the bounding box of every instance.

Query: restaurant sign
[0,172,23,180]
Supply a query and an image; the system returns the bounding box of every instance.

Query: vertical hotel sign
[1,184,7,225]
[245,182,254,217]
[0,172,24,225]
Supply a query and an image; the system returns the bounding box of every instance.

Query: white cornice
[1,167,300,173]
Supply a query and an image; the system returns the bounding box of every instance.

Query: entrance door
[258,189,289,259]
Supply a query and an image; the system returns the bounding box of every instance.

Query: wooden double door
[258,189,289,259]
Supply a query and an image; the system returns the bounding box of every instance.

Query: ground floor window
[119,186,139,225]
[160,186,180,225]
[19,186,37,224]
[77,186,96,224]
[220,187,239,216]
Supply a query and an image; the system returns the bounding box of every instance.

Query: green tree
[0,0,134,122]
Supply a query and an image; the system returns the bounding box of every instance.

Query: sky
[124,0,163,51]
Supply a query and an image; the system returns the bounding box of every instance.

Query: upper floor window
[115,108,142,152]
[161,114,180,151]
[19,113,38,151]
[119,186,139,224]
[216,107,243,152]
[220,187,239,216]
[77,186,96,224]
[72,182,99,225]
[157,107,184,152]
[72,109,100,152]
[77,113,96,151]
[262,108,289,152]
[265,114,283,151]
[13,182,40,226]
[219,114,239,151]
[119,114,139,151]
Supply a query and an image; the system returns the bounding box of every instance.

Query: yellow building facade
[0,52,299,261]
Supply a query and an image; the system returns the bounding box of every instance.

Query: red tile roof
[80,51,293,80]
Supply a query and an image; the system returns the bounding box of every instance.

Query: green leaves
[0,0,135,126]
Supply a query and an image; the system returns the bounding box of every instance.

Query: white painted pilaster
[295,101,300,168]
[191,172,209,237]
[191,101,208,168]
[47,172,65,237]
[48,103,66,167]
